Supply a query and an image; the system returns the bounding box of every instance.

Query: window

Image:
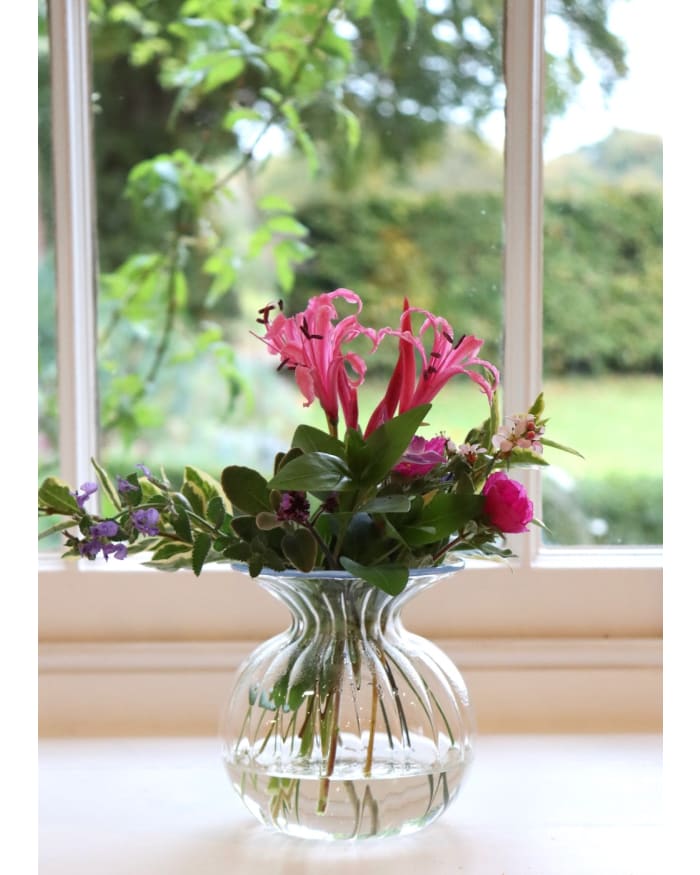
[39,0,661,659]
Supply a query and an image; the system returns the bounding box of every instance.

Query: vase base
[224,757,471,841]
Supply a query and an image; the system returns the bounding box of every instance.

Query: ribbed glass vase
[220,563,475,840]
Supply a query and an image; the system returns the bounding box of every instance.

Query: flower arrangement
[38,288,579,594]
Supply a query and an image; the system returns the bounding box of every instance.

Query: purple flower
[276,491,311,524]
[136,463,153,480]
[77,537,101,559]
[77,534,127,561]
[103,542,128,560]
[90,520,119,538]
[74,482,98,509]
[117,476,138,494]
[393,436,447,478]
[77,519,127,561]
[131,508,160,536]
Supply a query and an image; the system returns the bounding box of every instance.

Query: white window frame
[39,0,662,733]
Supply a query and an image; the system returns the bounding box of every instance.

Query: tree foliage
[38,0,630,449]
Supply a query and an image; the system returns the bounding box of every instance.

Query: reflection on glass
[88,0,505,483]
[542,0,662,545]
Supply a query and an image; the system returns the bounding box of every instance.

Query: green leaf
[539,437,585,459]
[401,493,484,547]
[202,55,245,93]
[221,465,270,514]
[145,542,193,571]
[38,478,80,515]
[360,495,412,513]
[181,482,206,516]
[528,392,546,418]
[255,511,282,531]
[268,453,353,493]
[292,425,346,458]
[371,0,403,69]
[507,448,551,467]
[266,215,308,237]
[339,557,409,596]
[359,403,432,484]
[185,466,229,506]
[192,533,212,576]
[91,457,122,511]
[206,495,226,528]
[281,528,317,572]
[171,504,193,543]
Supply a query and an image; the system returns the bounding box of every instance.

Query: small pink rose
[394,436,447,478]
[482,471,533,533]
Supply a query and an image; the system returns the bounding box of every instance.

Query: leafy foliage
[38,0,630,454]
[290,186,662,376]
[38,379,580,594]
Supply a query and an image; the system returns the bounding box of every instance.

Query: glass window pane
[542,0,662,546]
[89,1,506,484]
[38,2,59,486]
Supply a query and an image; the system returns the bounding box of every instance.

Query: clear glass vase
[220,563,476,840]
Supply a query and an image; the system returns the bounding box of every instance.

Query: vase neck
[257,576,394,636]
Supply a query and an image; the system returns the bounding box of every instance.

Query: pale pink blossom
[456,442,487,465]
[492,414,545,455]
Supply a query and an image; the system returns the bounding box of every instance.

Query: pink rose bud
[482,471,533,533]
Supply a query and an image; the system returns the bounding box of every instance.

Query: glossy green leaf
[359,403,432,484]
[221,465,270,514]
[292,425,346,458]
[339,557,409,596]
[401,493,484,546]
[268,453,353,493]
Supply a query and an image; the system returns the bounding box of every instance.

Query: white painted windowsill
[39,734,661,874]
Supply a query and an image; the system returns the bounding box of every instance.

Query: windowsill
[39,734,662,874]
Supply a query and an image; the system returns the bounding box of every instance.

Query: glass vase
[220,563,475,841]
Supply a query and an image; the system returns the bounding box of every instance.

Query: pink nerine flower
[393,436,447,477]
[365,300,499,435]
[256,290,380,435]
[482,471,533,533]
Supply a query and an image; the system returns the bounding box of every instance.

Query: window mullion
[49,0,99,493]
[503,0,546,566]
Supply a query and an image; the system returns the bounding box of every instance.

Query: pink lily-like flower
[365,300,499,435]
[256,289,380,436]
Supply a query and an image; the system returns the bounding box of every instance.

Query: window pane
[38,1,59,483]
[89,1,506,484]
[542,0,662,546]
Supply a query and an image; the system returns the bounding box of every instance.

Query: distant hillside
[545,129,662,193]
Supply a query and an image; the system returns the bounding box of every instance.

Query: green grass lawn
[297,373,662,481]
